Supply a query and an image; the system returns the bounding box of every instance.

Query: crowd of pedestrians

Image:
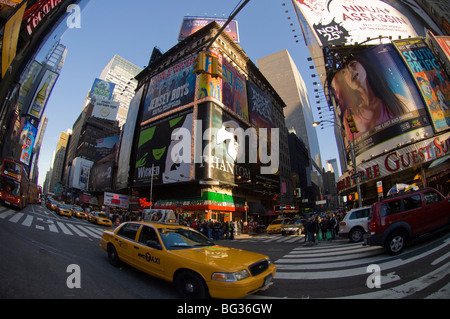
[305,213,340,245]
[181,219,242,240]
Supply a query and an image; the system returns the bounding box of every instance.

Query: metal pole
[150,164,154,209]
[350,132,362,208]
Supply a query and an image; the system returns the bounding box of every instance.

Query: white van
[338,206,371,242]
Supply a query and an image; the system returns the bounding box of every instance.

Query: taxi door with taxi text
[134,225,165,277]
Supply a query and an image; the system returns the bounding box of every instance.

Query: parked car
[281,218,305,236]
[266,218,290,234]
[339,206,371,242]
[365,187,450,255]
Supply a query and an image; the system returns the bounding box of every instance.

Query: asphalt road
[1,203,449,300]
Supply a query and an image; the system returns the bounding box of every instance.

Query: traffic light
[193,52,206,75]
[210,55,223,78]
[347,115,359,133]
[348,192,358,201]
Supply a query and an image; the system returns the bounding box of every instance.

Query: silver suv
[339,206,371,242]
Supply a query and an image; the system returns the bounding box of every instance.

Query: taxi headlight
[212,269,250,282]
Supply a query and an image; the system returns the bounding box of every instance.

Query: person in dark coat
[306,215,319,244]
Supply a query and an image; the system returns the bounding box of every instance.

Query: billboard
[222,58,249,122]
[27,66,59,119]
[330,44,433,163]
[292,0,420,47]
[178,17,239,43]
[142,56,196,123]
[89,161,114,192]
[91,99,119,122]
[19,121,37,165]
[103,192,130,209]
[198,49,223,103]
[197,103,247,185]
[69,157,93,191]
[89,78,115,101]
[135,110,193,186]
[392,38,450,133]
[95,135,119,162]
[116,85,144,189]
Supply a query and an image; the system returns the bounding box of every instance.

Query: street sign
[351,171,363,179]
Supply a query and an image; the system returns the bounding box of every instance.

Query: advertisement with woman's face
[331,44,433,163]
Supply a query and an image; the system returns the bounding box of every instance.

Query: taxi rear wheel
[175,270,208,299]
[107,244,121,267]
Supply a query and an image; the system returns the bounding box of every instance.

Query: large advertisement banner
[198,49,222,103]
[89,78,115,101]
[19,121,37,165]
[222,58,249,122]
[330,44,432,161]
[135,110,193,185]
[292,0,418,47]
[178,17,240,43]
[393,38,450,133]
[142,56,196,123]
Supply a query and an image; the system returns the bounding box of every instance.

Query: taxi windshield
[158,228,215,250]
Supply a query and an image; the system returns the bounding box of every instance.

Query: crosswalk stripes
[0,208,108,240]
[269,234,450,298]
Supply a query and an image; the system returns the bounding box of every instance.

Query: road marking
[66,223,88,237]
[0,209,15,219]
[21,215,33,227]
[56,221,73,235]
[75,225,101,238]
[337,261,450,299]
[8,212,24,223]
[274,238,450,280]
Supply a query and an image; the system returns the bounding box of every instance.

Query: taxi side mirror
[146,240,162,250]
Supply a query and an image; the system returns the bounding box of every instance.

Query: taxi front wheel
[175,270,209,299]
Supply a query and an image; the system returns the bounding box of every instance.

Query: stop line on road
[0,207,105,240]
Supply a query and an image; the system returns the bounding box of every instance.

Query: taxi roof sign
[142,209,178,224]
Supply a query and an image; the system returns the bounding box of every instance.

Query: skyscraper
[99,55,142,127]
[257,50,322,171]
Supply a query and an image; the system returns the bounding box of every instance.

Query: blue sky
[37,0,339,186]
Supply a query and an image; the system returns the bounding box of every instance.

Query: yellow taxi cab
[71,205,87,219]
[100,209,276,299]
[56,203,73,218]
[89,211,112,227]
[46,198,58,211]
[266,218,290,234]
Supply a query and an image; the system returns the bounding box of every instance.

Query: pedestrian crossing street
[0,206,107,240]
[248,233,450,299]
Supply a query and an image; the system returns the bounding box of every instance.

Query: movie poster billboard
[393,38,450,133]
[135,110,193,186]
[222,58,249,122]
[292,0,420,47]
[142,56,196,123]
[197,103,249,185]
[330,44,433,163]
